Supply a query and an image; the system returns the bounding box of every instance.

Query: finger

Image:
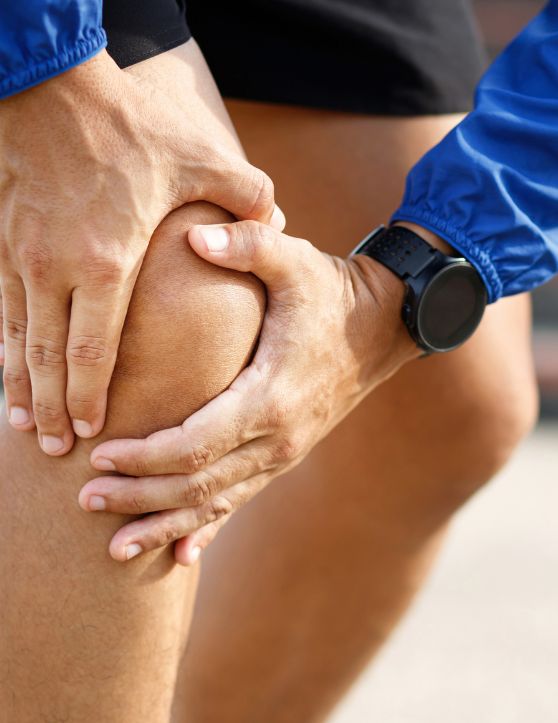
[24,286,74,455]
[80,439,276,514]
[193,146,279,226]
[108,497,234,562]
[270,205,287,232]
[174,516,230,567]
[66,281,132,439]
[90,385,256,476]
[188,220,314,290]
[1,275,34,431]
[174,475,269,566]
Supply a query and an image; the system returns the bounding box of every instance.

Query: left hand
[81,221,420,564]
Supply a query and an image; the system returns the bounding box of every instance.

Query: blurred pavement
[331,423,558,723]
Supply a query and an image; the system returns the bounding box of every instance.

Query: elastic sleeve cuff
[0,27,107,99]
[391,206,502,303]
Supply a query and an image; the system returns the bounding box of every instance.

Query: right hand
[0,49,280,456]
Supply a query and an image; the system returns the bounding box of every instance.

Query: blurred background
[332,2,558,721]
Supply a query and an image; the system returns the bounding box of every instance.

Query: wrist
[391,220,454,255]
[2,50,117,110]
[347,252,421,389]
[351,222,486,358]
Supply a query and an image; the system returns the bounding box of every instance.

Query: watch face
[417,263,487,352]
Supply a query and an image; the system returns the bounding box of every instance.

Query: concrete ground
[331,423,558,723]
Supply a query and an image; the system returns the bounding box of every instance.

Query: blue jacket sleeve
[0,1,106,99]
[392,0,558,302]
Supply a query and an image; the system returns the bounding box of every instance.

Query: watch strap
[353,226,439,279]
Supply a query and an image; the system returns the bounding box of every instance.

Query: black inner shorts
[103,0,486,116]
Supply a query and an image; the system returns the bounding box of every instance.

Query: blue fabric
[2,2,558,301]
[0,1,106,99]
[393,0,558,302]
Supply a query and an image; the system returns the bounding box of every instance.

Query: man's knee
[105,200,265,440]
[454,374,538,491]
[428,301,538,504]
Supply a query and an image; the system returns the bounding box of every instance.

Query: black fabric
[103,0,191,68]
[103,0,486,116]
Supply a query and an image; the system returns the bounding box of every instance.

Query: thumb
[188,221,311,288]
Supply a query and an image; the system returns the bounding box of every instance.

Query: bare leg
[178,104,538,722]
[0,43,262,723]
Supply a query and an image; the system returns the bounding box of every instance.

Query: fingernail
[189,546,202,564]
[41,435,64,454]
[88,495,106,511]
[92,456,116,471]
[72,419,94,438]
[126,543,142,560]
[270,205,286,231]
[9,406,30,426]
[199,225,229,252]
[0,342,4,361]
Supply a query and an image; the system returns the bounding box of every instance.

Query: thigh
[223,99,536,469]
[238,99,537,490]
[179,102,537,721]
[0,43,262,723]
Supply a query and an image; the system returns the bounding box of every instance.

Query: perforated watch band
[352,225,440,279]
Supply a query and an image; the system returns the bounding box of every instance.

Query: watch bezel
[352,224,488,354]
[410,261,488,353]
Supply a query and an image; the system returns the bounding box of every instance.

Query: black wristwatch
[351,225,487,354]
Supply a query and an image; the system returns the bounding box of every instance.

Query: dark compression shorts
[103,0,486,116]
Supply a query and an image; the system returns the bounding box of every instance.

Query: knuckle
[82,253,125,285]
[19,243,53,282]
[183,473,219,506]
[67,392,97,411]
[33,399,65,424]
[274,434,300,462]
[181,443,213,474]
[5,317,27,345]
[155,522,180,547]
[266,395,291,429]
[128,493,148,514]
[204,495,233,523]
[3,367,29,391]
[235,220,273,268]
[132,457,152,478]
[248,169,275,218]
[67,336,109,367]
[26,340,66,371]
[252,220,274,251]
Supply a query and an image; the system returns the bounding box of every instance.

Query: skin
[0,42,265,723]
[77,111,528,566]
[0,40,538,723]
[0,46,280,457]
[172,102,538,722]
[80,216,421,562]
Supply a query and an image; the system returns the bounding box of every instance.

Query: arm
[0,39,268,719]
[393,0,558,301]
[0,14,279,456]
[82,220,420,564]
[82,4,558,561]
